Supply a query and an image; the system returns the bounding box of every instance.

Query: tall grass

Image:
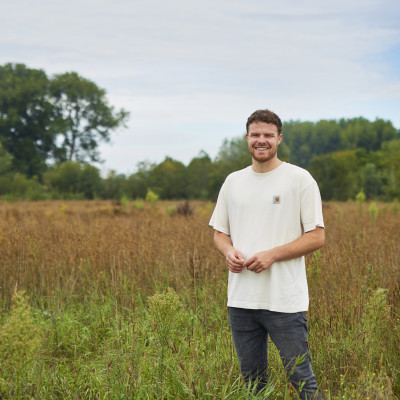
[0,200,399,399]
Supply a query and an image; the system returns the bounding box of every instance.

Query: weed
[133,198,144,210]
[368,201,378,221]
[390,198,399,215]
[165,204,177,216]
[145,189,159,208]
[121,195,129,212]
[177,200,193,216]
[355,190,366,213]
[0,289,43,397]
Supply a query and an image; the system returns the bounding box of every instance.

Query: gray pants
[229,307,322,400]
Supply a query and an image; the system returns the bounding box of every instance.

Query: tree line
[1,63,399,202]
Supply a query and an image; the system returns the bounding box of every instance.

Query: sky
[1,0,400,176]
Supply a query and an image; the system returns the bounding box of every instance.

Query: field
[0,200,399,399]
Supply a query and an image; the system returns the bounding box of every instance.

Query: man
[209,109,324,399]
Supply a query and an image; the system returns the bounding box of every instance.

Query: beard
[248,145,278,163]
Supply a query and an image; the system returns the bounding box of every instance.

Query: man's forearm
[272,226,325,262]
[213,230,234,258]
[245,227,325,273]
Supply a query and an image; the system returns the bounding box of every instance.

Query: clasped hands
[225,248,277,274]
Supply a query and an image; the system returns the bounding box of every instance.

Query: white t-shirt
[209,162,324,312]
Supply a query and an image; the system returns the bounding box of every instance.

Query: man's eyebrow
[249,132,276,136]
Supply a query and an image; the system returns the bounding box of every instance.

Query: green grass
[1,281,398,399]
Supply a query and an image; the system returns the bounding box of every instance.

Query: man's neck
[251,157,283,173]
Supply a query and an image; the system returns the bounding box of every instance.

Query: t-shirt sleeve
[209,181,230,235]
[300,179,324,232]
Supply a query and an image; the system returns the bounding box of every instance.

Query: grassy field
[0,199,399,399]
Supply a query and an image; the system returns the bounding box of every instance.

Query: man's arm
[213,230,245,273]
[245,227,325,273]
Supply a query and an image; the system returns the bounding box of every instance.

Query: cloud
[1,0,399,173]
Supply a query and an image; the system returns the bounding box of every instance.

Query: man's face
[246,121,282,163]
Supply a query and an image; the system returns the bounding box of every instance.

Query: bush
[145,189,159,208]
[0,290,43,396]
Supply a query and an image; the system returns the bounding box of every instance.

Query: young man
[209,109,324,399]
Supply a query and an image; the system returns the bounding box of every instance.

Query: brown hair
[246,109,282,134]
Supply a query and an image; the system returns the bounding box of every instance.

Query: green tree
[0,144,13,195]
[312,119,341,155]
[79,164,103,199]
[282,121,314,167]
[186,151,213,199]
[217,136,250,166]
[44,161,103,199]
[207,136,251,199]
[363,163,382,199]
[50,72,129,163]
[309,150,362,200]
[378,139,400,199]
[125,161,155,200]
[0,143,13,175]
[340,118,374,151]
[102,170,127,199]
[44,161,83,196]
[282,118,398,169]
[0,63,56,177]
[372,119,398,147]
[149,157,187,199]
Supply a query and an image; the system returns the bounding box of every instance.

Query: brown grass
[0,199,399,397]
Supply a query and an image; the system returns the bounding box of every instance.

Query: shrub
[133,198,144,210]
[0,290,43,396]
[369,201,378,221]
[145,189,159,208]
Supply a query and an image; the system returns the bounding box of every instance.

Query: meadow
[0,199,399,399]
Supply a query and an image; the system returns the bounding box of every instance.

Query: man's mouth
[255,147,270,150]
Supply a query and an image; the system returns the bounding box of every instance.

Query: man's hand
[226,248,245,273]
[213,230,245,273]
[244,249,276,273]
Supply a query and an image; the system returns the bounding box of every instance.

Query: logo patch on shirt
[273,195,281,204]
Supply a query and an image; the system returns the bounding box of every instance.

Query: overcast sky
[1,0,399,175]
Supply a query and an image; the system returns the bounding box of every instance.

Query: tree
[309,150,362,201]
[363,163,382,199]
[0,143,14,195]
[149,157,187,199]
[50,72,129,163]
[0,63,129,177]
[0,143,13,176]
[282,121,314,167]
[378,139,400,199]
[312,120,341,155]
[79,164,103,199]
[186,151,213,199]
[0,63,56,177]
[44,161,103,199]
[125,161,155,199]
[44,161,83,195]
[102,170,127,199]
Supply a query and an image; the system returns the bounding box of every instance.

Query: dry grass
[0,199,399,398]
[0,200,219,306]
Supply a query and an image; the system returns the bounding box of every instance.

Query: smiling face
[246,121,282,165]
